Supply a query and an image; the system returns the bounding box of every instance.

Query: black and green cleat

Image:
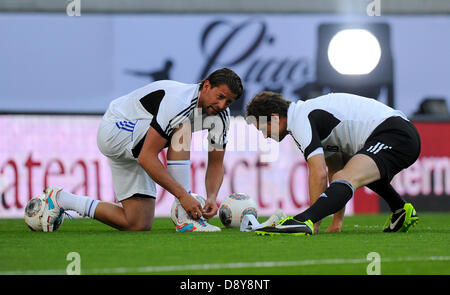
[383,203,419,232]
[255,217,314,236]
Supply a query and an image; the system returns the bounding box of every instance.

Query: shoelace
[195,217,207,227]
[63,211,74,220]
[277,216,293,225]
[57,208,74,220]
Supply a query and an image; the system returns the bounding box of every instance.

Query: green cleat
[383,203,419,233]
[255,216,314,236]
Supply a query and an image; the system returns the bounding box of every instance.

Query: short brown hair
[245,91,291,120]
[200,68,243,100]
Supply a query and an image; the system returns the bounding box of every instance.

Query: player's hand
[202,199,218,220]
[313,220,321,234]
[179,193,203,219]
[325,217,343,233]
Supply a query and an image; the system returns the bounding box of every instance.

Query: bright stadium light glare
[327,29,382,75]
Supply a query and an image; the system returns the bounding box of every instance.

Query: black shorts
[357,116,421,182]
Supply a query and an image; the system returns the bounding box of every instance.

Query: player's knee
[121,194,155,231]
[125,222,153,231]
[332,168,379,190]
[331,170,345,181]
[135,224,152,231]
[122,215,153,231]
[331,170,356,187]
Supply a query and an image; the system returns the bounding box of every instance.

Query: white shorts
[97,112,156,202]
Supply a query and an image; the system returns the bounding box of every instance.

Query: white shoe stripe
[275,224,307,229]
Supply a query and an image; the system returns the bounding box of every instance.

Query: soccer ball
[24,195,45,231]
[170,193,206,225]
[24,194,64,232]
[219,193,258,228]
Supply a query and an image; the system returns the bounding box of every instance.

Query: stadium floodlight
[327,29,381,75]
[316,23,394,107]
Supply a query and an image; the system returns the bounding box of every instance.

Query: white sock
[167,160,191,219]
[57,190,99,218]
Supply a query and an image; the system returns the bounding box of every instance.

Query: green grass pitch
[1,213,449,275]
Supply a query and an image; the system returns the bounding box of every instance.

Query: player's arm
[137,126,202,218]
[202,108,230,219]
[306,152,328,233]
[202,147,226,219]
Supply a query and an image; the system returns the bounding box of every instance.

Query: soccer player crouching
[40,68,243,232]
[245,91,420,236]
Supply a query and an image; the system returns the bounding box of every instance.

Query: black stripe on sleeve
[164,97,198,136]
[139,90,165,116]
[303,110,340,159]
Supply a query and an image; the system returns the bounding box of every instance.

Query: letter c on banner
[289,161,307,208]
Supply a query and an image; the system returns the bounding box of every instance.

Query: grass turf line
[0,213,449,275]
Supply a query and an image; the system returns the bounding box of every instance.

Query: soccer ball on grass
[24,194,64,232]
[219,193,258,228]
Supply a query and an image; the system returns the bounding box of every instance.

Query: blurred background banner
[1,114,449,218]
[1,1,449,217]
[1,13,449,116]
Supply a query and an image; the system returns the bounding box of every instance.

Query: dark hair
[200,68,243,100]
[245,91,291,120]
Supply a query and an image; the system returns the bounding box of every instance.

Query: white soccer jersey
[286,93,408,160]
[104,80,230,157]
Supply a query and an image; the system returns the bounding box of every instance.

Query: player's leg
[323,153,349,233]
[359,117,421,232]
[256,150,380,236]
[104,155,159,231]
[293,153,380,224]
[40,187,156,232]
[257,153,379,236]
[365,180,418,232]
[311,153,346,233]
[43,155,158,231]
[366,180,405,213]
[40,115,161,232]
[167,125,192,222]
[93,194,155,231]
[331,154,381,189]
[40,187,100,232]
